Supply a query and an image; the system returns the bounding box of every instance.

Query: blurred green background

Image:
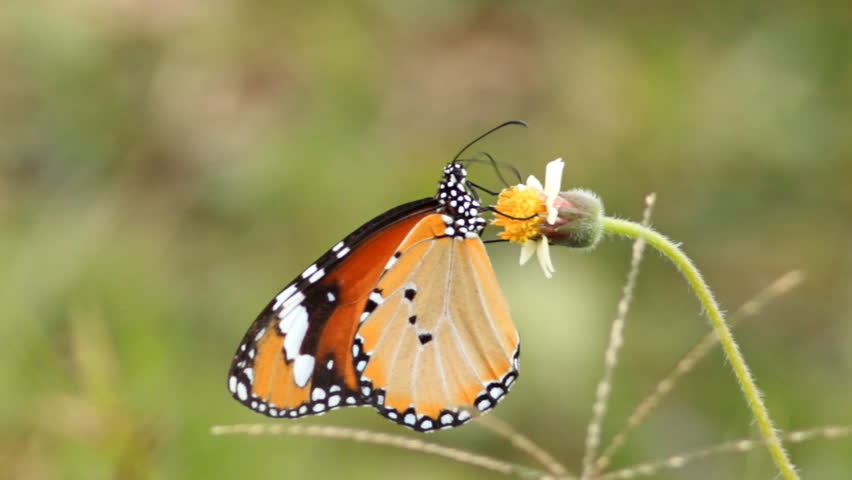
[2,1,850,479]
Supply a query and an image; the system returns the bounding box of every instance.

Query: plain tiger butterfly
[227,125,522,432]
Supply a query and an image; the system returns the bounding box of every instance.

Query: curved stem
[600,216,799,480]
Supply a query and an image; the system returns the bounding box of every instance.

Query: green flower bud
[540,188,604,249]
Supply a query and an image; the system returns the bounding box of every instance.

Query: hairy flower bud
[540,189,604,249]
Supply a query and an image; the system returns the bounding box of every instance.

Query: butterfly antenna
[474,151,522,187]
[453,120,528,163]
[460,152,523,199]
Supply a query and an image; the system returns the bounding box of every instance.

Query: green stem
[600,216,799,480]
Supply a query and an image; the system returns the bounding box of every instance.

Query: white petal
[519,241,537,266]
[544,158,564,199]
[544,158,564,224]
[536,238,555,278]
[525,175,543,191]
[546,206,559,225]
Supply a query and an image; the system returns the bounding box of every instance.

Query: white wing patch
[282,306,309,361]
[293,354,315,388]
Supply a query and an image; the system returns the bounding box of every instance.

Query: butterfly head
[436,162,486,239]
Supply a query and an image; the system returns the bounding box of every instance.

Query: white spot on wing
[312,388,326,401]
[278,299,306,333]
[228,375,237,393]
[368,290,384,305]
[237,382,248,402]
[254,328,266,342]
[272,284,298,310]
[278,305,308,335]
[326,291,336,302]
[332,241,344,252]
[277,292,306,320]
[308,268,325,284]
[404,413,416,425]
[335,246,350,258]
[293,354,315,388]
[384,254,398,270]
[244,368,254,384]
[301,264,318,279]
[283,306,309,361]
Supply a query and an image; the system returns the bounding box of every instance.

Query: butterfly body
[228,163,520,431]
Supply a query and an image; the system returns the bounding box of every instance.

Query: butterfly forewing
[228,198,440,418]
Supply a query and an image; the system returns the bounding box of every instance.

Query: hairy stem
[600,216,799,480]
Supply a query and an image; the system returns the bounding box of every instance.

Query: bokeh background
[2,1,850,479]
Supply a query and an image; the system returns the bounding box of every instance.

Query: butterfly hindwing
[354,177,520,432]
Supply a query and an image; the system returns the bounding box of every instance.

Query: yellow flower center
[491,185,547,243]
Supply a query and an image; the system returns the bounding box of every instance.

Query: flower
[492,158,564,278]
[490,185,546,242]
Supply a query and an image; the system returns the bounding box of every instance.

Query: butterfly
[227,126,522,432]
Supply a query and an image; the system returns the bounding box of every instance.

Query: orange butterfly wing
[228,198,439,417]
[354,215,520,432]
